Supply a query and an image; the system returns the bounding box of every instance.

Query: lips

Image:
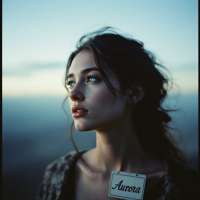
[72,105,88,117]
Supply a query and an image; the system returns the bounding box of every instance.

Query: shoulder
[161,153,199,199]
[164,153,198,182]
[45,150,78,180]
[36,150,86,200]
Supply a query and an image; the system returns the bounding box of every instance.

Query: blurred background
[2,0,198,200]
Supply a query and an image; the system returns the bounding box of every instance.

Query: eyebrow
[66,67,99,79]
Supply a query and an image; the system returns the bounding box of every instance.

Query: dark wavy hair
[63,27,186,164]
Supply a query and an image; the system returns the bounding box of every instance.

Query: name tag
[108,171,146,200]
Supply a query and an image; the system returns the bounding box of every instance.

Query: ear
[127,84,145,105]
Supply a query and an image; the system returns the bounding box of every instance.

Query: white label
[108,171,146,200]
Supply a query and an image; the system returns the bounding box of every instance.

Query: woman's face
[67,50,130,132]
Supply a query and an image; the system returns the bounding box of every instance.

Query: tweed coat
[36,150,199,200]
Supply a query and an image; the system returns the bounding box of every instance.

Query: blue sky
[3,0,198,96]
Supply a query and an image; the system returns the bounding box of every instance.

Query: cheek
[88,87,115,108]
[88,87,126,121]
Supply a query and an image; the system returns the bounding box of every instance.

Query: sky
[2,0,198,96]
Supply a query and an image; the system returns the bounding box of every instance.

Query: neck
[93,121,145,173]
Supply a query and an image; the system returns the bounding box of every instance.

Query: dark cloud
[2,69,32,76]
[27,62,64,70]
[3,61,65,76]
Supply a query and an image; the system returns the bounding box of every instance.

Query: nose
[68,84,85,103]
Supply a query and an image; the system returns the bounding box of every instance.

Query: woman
[37,27,199,200]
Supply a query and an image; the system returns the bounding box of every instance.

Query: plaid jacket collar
[37,151,199,200]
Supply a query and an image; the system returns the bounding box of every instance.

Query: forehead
[69,50,97,74]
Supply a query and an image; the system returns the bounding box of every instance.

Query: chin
[74,119,106,132]
[74,121,94,132]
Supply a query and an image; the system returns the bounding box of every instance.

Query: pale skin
[67,50,166,200]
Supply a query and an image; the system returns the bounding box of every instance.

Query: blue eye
[86,76,98,82]
[66,76,99,91]
[66,81,75,90]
